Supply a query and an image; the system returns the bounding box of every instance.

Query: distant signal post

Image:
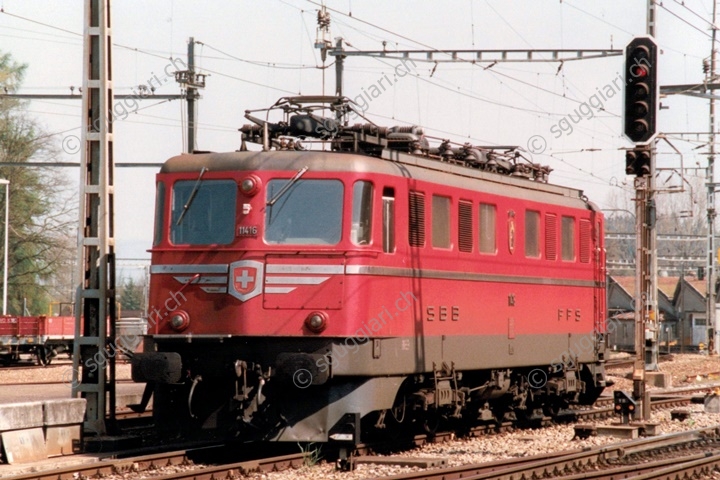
[624,36,659,421]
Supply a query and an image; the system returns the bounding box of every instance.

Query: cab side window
[351,181,373,246]
[382,187,395,253]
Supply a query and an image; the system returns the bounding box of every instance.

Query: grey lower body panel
[272,376,404,442]
[143,332,602,379]
[327,333,600,376]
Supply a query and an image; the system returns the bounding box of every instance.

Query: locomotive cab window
[170,179,236,245]
[382,187,395,253]
[153,181,165,246]
[265,179,343,245]
[351,181,373,246]
[562,216,576,261]
[525,210,540,258]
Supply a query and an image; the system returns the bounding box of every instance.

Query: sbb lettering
[426,305,460,322]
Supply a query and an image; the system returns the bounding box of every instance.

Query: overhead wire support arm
[661,82,720,100]
[0,94,184,100]
[328,48,623,63]
[313,10,620,97]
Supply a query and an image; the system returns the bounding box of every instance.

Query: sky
[0,0,715,281]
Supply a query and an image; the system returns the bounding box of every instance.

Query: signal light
[614,390,637,423]
[624,37,658,144]
[625,146,652,176]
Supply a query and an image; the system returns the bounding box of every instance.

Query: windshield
[170,179,236,245]
[265,179,343,245]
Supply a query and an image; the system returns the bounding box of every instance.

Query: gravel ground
[5,354,720,480]
[240,406,720,480]
[607,353,720,392]
[243,354,720,480]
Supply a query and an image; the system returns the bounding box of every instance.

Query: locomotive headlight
[169,310,190,332]
[305,312,327,333]
[240,175,261,196]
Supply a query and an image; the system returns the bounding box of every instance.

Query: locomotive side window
[545,214,557,261]
[479,203,496,254]
[525,210,540,258]
[382,187,395,253]
[170,179,236,245]
[351,181,373,246]
[409,191,426,247]
[432,195,451,248]
[458,201,473,253]
[265,179,343,245]
[153,181,165,246]
[561,215,576,261]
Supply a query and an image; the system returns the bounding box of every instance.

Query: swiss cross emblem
[228,260,264,302]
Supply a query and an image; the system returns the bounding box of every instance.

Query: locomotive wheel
[544,398,570,419]
[421,412,441,434]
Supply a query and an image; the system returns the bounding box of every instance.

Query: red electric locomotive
[132,96,608,459]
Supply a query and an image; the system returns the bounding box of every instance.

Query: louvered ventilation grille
[458,202,473,252]
[545,214,557,260]
[580,219,591,263]
[409,192,426,247]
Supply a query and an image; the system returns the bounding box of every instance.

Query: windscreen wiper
[176,166,208,226]
[266,166,309,207]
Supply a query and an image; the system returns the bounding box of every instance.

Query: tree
[119,277,144,313]
[0,51,76,315]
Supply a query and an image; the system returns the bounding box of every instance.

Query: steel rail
[3,448,306,480]
[367,424,718,480]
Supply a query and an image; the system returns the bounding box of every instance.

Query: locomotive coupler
[329,412,361,471]
[233,360,269,423]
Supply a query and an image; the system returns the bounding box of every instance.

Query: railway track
[4,446,308,480]
[0,359,131,371]
[0,359,74,370]
[0,393,699,479]
[0,378,136,387]
[369,426,720,480]
[604,357,636,368]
